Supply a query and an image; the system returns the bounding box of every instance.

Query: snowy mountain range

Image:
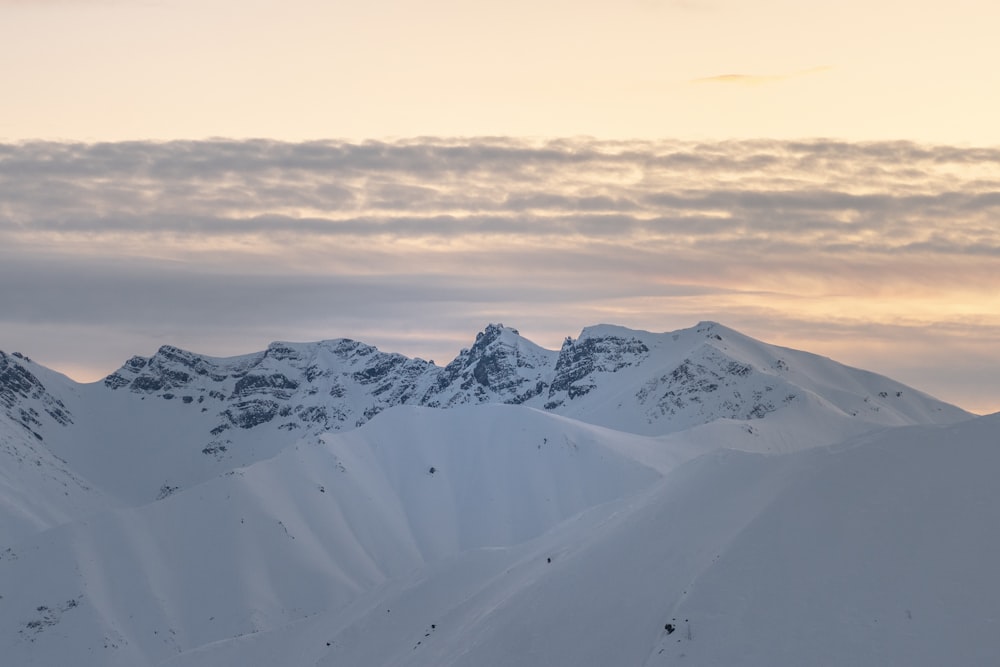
[0,322,994,666]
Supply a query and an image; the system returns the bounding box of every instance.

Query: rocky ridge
[16,321,974,444]
[0,322,972,506]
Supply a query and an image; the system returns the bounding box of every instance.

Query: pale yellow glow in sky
[3,0,1000,143]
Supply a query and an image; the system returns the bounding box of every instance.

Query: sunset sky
[2,0,999,413]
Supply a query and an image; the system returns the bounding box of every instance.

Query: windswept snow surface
[0,322,991,665]
[0,405,665,666]
[159,413,1000,667]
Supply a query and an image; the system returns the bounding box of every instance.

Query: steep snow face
[538,321,971,436]
[0,352,110,543]
[155,412,1000,667]
[0,405,663,667]
[644,415,1000,667]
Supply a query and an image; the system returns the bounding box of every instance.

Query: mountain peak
[476,322,519,340]
[468,323,524,354]
[3,321,973,503]
[422,323,555,407]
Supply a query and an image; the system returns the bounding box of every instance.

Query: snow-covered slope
[159,412,1000,667]
[0,352,114,543]
[542,321,968,434]
[0,322,988,666]
[3,321,971,507]
[94,321,972,440]
[0,405,664,666]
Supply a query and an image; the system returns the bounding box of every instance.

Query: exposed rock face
[100,338,438,438]
[635,344,793,423]
[0,352,73,440]
[546,331,651,407]
[421,324,556,407]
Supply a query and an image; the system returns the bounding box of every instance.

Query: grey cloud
[3,137,1000,412]
[4,138,1000,218]
[501,193,643,213]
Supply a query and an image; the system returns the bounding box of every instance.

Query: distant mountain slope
[535,321,969,434]
[95,320,972,440]
[0,321,973,510]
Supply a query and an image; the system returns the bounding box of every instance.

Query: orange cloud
[691,66,832,86]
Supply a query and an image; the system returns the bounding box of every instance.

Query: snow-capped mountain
[0,352,113,544]
[0,322,991,666]
[98,321,965,438]
[0,321,969,509]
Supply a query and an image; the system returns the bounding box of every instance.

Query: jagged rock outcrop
[421,324,556,407]
[545,329,651,407]
[0,351,73,439]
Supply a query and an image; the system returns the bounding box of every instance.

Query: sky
[1,0,999,414]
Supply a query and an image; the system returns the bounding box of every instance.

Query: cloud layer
[2,138,999,412]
